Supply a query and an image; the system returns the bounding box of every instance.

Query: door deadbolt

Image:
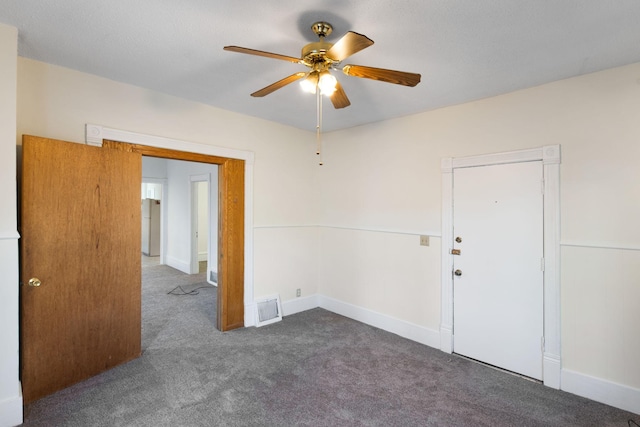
[454,269,462,277]
[455,237,462,243]
[28,278,42,287]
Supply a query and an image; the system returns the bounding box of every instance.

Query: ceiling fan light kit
[223,21,421,163]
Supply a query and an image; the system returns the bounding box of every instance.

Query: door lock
[454,269,462,277]
[455,236,462,243]
[28,278,42,287]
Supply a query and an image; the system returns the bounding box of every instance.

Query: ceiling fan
[223,21,421,109]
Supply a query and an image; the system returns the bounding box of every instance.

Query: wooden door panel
[21,135,141,403]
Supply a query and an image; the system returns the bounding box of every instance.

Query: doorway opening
[106,139,246,332]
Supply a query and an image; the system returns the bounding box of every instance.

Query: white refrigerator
[141,198,161,256]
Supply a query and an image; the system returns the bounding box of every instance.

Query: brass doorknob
[28,278,42,287]
[454,270,462,277]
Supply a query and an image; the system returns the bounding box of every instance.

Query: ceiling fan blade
[223,46,301,64]
[326,31,374,62]
[330,81,351,109]
[342,64,421,87]
[250,72,307,97]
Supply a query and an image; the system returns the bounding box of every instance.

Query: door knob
[454,269,462,277]
[28,278,42,287]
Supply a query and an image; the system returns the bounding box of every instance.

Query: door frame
[86,124,255,330]
[440,145,561,388]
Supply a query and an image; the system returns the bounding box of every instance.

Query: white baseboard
[0,391,23,427]
[281,294,320,316]
[165,256,190,274]
[198,252,207,262]
[561,369,640,415]
[318,295,440,349]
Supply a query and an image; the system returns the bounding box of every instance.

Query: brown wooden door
[20,135,142,403]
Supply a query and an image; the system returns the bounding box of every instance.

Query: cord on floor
[167,285,212,295]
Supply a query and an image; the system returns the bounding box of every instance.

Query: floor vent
[255,295,282,327]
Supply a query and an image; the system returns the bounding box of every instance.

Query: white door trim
[85,123,257,327]
[440,145,561,388]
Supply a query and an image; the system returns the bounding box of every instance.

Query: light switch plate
[420,235,429,246]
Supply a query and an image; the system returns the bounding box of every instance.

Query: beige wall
[16,57,321,304]
[319,63,640,394]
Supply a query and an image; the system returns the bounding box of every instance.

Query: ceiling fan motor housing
[302,41,334,67]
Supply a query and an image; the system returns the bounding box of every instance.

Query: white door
[453,161,543,380]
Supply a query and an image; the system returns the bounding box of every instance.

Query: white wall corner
[561,369,640,415]
[281,294,320,317]
[85,124,104,147]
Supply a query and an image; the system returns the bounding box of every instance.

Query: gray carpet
[21,263,638,426]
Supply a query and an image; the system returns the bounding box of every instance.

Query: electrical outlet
[420,235,430,246]
[296,288,301,297]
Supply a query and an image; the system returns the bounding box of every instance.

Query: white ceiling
[2,1,640,132]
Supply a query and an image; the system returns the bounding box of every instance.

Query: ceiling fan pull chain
[316,87,323,166]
